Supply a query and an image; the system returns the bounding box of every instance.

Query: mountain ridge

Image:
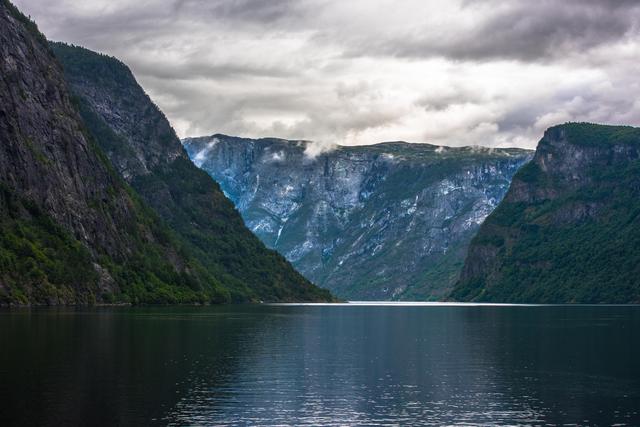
[184,133,532,300]
[0,0,333,305]
[451,122,640,303]
[51,41,333,303]
[0,1,225,305]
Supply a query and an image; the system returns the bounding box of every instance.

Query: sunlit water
[1,303,639,426]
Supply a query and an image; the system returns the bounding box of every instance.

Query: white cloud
[13,0,640,149]
[192,137,219,166]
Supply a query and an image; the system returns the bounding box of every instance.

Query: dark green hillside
[451,123,640,303]
[0,1,230,305]
[51,42,333,303]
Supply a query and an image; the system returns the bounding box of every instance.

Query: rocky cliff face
[184,135,532,300]
[451,123,640,303]
[0,1,219,304]
[52,42,332,303]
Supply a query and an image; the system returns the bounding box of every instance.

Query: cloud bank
[14,0,640,148]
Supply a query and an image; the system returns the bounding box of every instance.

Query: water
[0,304,639,426]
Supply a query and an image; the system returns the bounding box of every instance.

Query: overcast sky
[14,0,640,148]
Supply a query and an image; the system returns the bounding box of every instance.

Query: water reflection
[0,307,265,425]
[0,305,639,426]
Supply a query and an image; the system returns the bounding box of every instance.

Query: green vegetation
[546,122,640,147]
[132,157,333,302]
[0,183,231,305]
[451,123,640,303]
[96,190,232,305]
[0,2,331,305]
[50,42,333,303]
[0,186,98,305]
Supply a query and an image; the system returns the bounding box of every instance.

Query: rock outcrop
[0,1,210,304]
[451,123,640,303]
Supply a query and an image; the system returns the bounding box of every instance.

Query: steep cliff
[184,135,531,300]
[451,123,640,303]
[50,42,332,303]
[0,1,228,304]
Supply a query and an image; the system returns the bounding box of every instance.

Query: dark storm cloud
[451,1,638,61]
[173,0,307,24]
[131,59,297,81]
[337,0,640,62]
[415,84,490,112]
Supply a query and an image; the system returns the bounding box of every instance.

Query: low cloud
[192,137,219,167]
[265,150,286,163]
[303,140,338,159]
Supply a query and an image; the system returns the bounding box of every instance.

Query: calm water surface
[0,304,639,426]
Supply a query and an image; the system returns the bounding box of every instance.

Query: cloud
[342,0,640,62]
[192,137,219,167]
[265,149,286,163]
[176,0,311,26]
[12,0,640,148]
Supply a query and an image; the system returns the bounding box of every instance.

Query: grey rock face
[51,42,332,303]
[0,5,146,264]
[184,135,532,300]
[0,2,196,304]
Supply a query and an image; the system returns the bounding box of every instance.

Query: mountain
[451,123,640,303]
[0,0,222,305]
[0,0,331,305]
[49,42,332,303]
[183,135,532,300]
